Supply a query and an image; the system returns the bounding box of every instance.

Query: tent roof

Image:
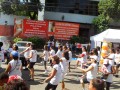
[90,29,120,42]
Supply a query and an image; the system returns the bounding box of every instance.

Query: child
[41,45,49,74]
[44,55,62,90]
[0,72,9,90]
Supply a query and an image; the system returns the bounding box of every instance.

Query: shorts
[114,62,120,68]
[82,77,89,83]
[28,62,35,69]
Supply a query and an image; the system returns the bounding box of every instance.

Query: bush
[27,37,46,49]
[69,36,85,44]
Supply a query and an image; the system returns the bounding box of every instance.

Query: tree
[0,0,43,20]
[92,0,120,34]
[99,0,120,20]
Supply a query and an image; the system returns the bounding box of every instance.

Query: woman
[41,45,49,74]
[76,46,87,68]
[60,51,69,90]
[5,51,22,77]
[56,45,63,59]
[114,49,120,77]
[77,57,98,90]
[27,44,37,80]
[100,59,115,90]
[107,48,115,66]
[44,55,62,90]
[88,79,104,90]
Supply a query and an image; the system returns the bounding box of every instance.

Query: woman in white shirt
[107,48,115,66]
[77,57,98,90]
[41,45,49,74]
[60,51,69,90]
[49,46,55,67]
[5,51,22,77]
[56,45,63,59]
[76,46,87,68]
[44,55,62,90]
[27,44,37,80]
[68,48,72,72]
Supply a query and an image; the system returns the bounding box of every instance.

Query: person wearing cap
[100,59,115,90]
[77,57,98,90]
[5,51,22,77]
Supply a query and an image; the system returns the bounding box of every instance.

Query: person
[5,75,29,90]
[88,79,104,90]
[60,51,69,90]
[44,55,62,90]
[77,57,98,90]
[96,46,101,65]
[27,44,37,80]
[56,45,63,59]
[107,48,115,66]
[68,47,72,72]
[0,72,9,90]
[76,46,87,68]
[114,49,120,77]
[20,42,31,70]
[5,51,22,77]
[41,45,49,74]
[100,59,116,90]
[49,46,55,67]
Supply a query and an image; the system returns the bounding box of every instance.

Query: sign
[23,19,48,38]
[48,21,80,40]
[14,19,48,38]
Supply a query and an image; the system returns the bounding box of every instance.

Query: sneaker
[43,70,48,74]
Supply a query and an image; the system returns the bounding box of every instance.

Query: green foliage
[69,36,85,44]
[0,0,42,20]
[27,37,46,49]
[99,0,120,20]
[92,14,110,33]
[92,0,120,33]
[13,37,23,43]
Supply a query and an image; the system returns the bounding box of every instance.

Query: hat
[11,51,19,57]
[103,59,109,64]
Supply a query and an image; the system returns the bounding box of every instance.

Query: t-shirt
[86,63,98,82]
[29,50,37,62]
[108,54,115,66]
[9,60,22,77]
[115,53,120,64]
[80,52,87,63]
[24,47,31,58]
[60,57,68,74]
[50,49,55,56]
[50,64,62,85]
[56,50,63,58]
[68,51,72,62]
[43,50,49,61]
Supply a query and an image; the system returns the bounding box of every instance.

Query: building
[44,0,100,42]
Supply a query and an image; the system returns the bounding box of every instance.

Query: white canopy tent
[90,29,120,42]
[90,29,120,48]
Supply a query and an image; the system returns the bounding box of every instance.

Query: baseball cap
[11,51,19,57]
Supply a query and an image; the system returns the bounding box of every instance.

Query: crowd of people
[0,40,119,90]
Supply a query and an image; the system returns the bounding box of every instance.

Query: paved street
[1,58,120,90]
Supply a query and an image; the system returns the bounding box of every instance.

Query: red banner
[14,19,48,38]
[48,21,80,40]
[23,19,48,38]
[14,19,79,40]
